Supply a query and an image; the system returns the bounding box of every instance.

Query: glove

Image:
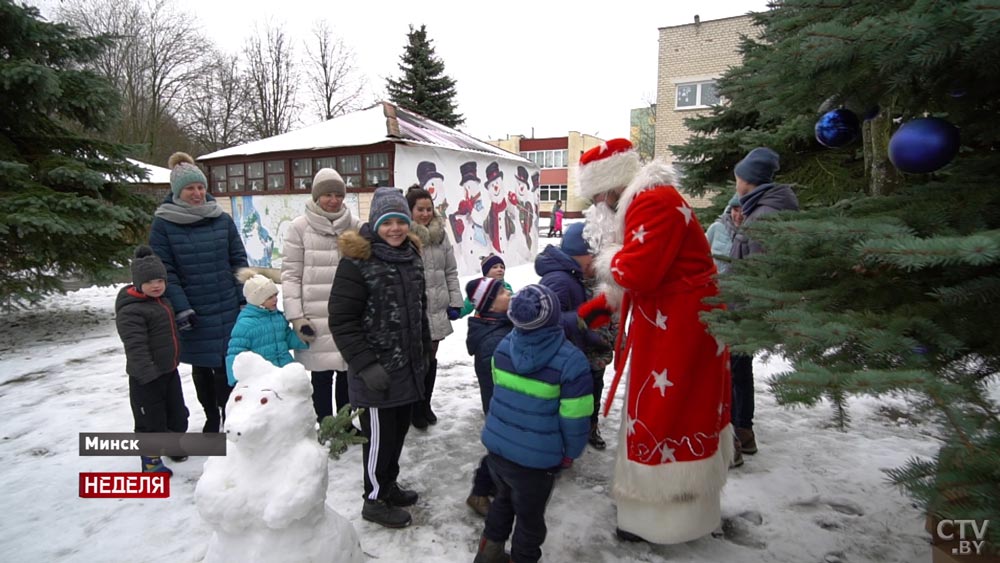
[457,199,473,215]
[176,309,197,332]
[446,307,461,321]
[578,294,612,330]
[291,318,317,343]
[358,363,390,392]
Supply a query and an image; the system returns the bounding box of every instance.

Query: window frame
[674,80,719,110]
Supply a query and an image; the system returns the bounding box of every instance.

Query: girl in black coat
[329,187,431,529]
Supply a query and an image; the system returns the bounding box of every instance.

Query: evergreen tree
[678,0,1000,545]
[0,1,153,303]
[385,24,464,128]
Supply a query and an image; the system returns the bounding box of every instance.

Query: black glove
[359,363,390,392]
[446,307,461,321]
[176,309,197,332]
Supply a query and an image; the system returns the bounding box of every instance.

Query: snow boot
[616,528,648,543]
[411,407,429,430]
[731,436,744,468]
[425,402,438,425]
[736,427,757,454]
[385,482,418,507]
[168,455,188,462]
[588,423,607,450]
[473,535,510,563]
[362,499,412,528]
[466,494,491,517]
[141,456,173,476]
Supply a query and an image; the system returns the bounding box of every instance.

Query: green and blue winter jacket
[226,304,308,385]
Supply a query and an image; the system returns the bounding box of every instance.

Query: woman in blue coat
[149,152,248,432]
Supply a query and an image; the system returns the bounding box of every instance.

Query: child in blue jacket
[226,270,308,385]
[474,284,593,563]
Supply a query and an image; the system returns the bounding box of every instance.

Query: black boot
[362,499,412,528]
[588,423,607,450]
[616,528,647,543]
[425,359,438,425]
[385,482,418,507]
[474,535,509,563]
[411,406,429,430]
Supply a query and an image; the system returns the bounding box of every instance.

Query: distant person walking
[150,152,247,433]
[547,200,563,237]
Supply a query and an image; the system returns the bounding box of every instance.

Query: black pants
[311,370,350,423]
[191,365,231,432]
[484,453,556,563]
[130,369,189,434]
[360,403,413,500]
[590,367,606,426]
[472,454,496,497]
[731,353,755,429]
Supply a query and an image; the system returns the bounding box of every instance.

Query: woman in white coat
[406,185,464,429]
[281,169,362,423]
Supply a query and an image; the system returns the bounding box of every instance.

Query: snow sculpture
[195,352,364,563]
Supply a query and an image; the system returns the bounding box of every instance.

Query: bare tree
[244,22,299,138]
[185,53,252,153]
[303,20,365,121]
[57,0,211,163]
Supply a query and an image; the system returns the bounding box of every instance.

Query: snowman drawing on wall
[482,162,510,256]
[449,161,491,273]
[416,161,448,217]
[511,165,537,252]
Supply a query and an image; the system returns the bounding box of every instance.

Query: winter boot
[466,494,491,517]
[731,436,744,468]
[425,359,438,425]
[616,528,647,543]
[385,482,419,507]
[411,406,429,430]
[736,427,758,454]
[168,455,188,462]
[362,499,412,528]
[473,535,510,563]
[141,456,173,476]
[588,423,607,450]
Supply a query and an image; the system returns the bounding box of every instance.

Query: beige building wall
[656,14,756,207]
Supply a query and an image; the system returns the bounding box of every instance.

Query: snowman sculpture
[195,352,364,563]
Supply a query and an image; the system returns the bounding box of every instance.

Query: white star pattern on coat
[652,369,673,396]
[676,204,693,225]
[660,445,677,463]
[626,415,637,435]
[631,225,647,243]
[655,310,667,329]
[611,258,624,278]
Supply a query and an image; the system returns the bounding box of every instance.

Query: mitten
[291,318,317,343]
[446,307,461,321]
[457,199,473,215]
[358,363,390,392]
[578,294,612,329]
[176,309,197,332]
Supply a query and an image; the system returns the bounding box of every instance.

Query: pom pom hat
[240,273,278,307]
[576,138,642,199]
[507,284,561,331]
[312,168,346,201]
[368,187,411,231]
[131,245,167,288]
[481,254,505,277]
[465,277,502,315]
[168,152,208,198]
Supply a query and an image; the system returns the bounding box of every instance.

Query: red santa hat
[576,138,641,199]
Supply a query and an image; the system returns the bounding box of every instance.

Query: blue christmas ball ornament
[815,108,860,148]
[888,117,960,174]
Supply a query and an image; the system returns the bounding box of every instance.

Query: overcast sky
[31,0,769,142]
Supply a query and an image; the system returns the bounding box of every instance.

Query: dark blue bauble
[888,117,960,174]
[815,108,861,148]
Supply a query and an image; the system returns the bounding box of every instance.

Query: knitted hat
[576,138,641,199]
[369,187,411,230]
[508,284,561,331]
[312,168,346,201]
[734,147,780,186]
[465,277,502,315]
[167,152,208,198]
[131,245,167,288]
[481,254,505,277]
[561,222,591,256]
[243,274,278,307]
[728,194,742,207]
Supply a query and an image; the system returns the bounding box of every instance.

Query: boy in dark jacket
[115,246,189,475]
[474,284,593,563]
[464,276,513,517]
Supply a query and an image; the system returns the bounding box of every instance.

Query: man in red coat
[577,139,734,544]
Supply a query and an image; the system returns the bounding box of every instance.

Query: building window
[211,166,227,194]
[266,160,286,191]
[675,80,719,109]
[365,153,390,187]
[538,184,567,202]
[520,150,568,169]
[247,162,264,192]
[292,158,312,191]
[227,163,244,192]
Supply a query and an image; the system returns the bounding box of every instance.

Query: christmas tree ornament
[817,95,840,114]
[815,108,860,148]
[888,117,960,174]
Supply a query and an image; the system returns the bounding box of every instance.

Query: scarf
[361,224,417,264]
[154,197,223,225]
[306,198,347,222]
[738,182,777,217]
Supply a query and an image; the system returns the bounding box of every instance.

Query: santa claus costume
[578,139,734,544]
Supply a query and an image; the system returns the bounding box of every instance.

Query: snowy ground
[0,234,940,562]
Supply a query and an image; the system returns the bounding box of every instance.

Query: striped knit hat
[465,277,502,315]
[507,284,560,331]
[369,187,411,230]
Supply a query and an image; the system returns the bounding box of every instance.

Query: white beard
[583,201,621,253]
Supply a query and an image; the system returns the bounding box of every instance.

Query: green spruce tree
[386,24,464,128]
[0,1,153,304]
[678,0,1000,546]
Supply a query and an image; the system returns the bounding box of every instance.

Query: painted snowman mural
[451,161,493,274]
[482,161,511,256]
[195,352,365,563]
[504,165,537,264]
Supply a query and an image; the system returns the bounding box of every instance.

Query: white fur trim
[594,242,623,308]
[616,494,721,544]
[614,159,679,232]
[576,150,642,199]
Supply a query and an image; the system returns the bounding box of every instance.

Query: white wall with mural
[395,145,540,276]
[229,193,361,269]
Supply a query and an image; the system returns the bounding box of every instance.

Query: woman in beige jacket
[406,186,464,429]
[281,168,361,423]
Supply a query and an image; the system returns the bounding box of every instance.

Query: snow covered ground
[0,234,939,562]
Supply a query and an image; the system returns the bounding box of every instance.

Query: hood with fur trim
[409,213,447,247]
